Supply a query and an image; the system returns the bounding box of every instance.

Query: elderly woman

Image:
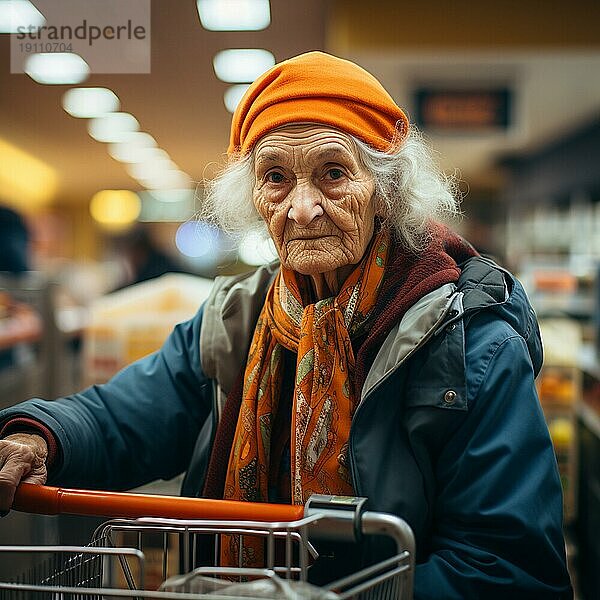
[0,52,572,598]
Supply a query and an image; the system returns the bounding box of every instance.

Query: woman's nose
[287,182,324,226]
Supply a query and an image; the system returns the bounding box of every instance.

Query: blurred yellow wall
[330,0,600,51]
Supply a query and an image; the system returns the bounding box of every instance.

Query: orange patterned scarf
[222,229,389,563]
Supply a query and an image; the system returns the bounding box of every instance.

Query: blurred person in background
[0,205,30,274]
[0,205,38,372]
[113,226,186,288]
[0,53,572,599]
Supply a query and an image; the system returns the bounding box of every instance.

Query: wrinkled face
[252,124,377,277]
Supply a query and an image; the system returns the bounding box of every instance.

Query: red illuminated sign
[414,88,512,131]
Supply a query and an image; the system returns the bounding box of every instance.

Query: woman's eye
[267,171,285,184]
[327,168,344,180]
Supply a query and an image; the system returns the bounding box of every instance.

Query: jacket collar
[199,256,539,407]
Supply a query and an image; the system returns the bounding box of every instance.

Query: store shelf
[577,401,600,441]
[579,344,600,381]
[576,400,600,600]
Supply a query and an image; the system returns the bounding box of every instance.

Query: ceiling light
[90,190,141,232]
[224,84,250,113]
[0,0,45,34]
[213,49,275,83]
[159,170,193,191]
[62,88,120,118]
[25,52,90,85]
[88,112,139,143]
[108,132,157,163]
[129,146,169,164]
[126,154,175,181]
[147,189,194,204]
[138,169,192,191]
[130,166,192,192]
[138,191,196,221]
[196,0,270,31]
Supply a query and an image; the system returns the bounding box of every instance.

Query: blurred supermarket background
[0,0,599,596]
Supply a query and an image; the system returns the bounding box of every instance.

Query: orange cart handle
[13,483,305,522]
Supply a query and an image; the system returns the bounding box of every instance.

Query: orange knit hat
[228,51,409,156]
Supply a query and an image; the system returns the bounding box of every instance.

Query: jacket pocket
[405,320,468,412]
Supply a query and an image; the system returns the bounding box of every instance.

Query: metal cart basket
[0,484,415,599]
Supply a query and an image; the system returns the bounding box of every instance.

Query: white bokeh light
[88,112,139,143]
[196,0,270,31]
[176,221,220,258]
[62,87,120,118]
[0,0,45,34]
[108,133,158,163]
[213,49,275,83]
[224,84,250,113]
[239,230,278,265]
[25,52,89,85]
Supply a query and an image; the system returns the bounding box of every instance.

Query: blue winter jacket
[0,257,573,599]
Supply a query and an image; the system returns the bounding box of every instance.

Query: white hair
[200,127,461,253]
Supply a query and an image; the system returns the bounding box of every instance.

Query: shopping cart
[0,483,415,599]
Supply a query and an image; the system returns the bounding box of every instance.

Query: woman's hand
[0,433,47,513]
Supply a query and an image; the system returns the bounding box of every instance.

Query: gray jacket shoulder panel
[361,282,458,402]
[199,263,278,396]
